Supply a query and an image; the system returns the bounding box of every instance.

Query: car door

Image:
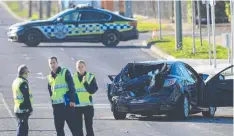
[183,63,206,106]
[205,65,233,107]
[178,63,198,106]
[77,10,111,38]
[58,10,80,41]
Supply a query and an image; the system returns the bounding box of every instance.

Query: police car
[7,4,139,47]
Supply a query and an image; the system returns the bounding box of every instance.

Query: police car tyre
[168,95,190,120]
[102,31,120,47]
[24,29,41,47]
[112,101,126,120]
[202,106,216,118]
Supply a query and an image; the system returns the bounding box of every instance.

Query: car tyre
[24,29,41,47]
[202,106,216,118]
[169,95,190,120]
[112,101,126,120]
[102,31,120,47]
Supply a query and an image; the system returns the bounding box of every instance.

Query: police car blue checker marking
[37,23,133,39]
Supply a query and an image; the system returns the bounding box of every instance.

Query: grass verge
[4,1,58,20]
[135,16,167,33]
[148,36,229,59]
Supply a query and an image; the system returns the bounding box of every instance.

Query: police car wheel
[24,29,41,47]
[102,31,120,47]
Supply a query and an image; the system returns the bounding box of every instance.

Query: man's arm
[19,82,32,109]
[48,83,52,96]
[83,77,98,94]
[65,70,75,102]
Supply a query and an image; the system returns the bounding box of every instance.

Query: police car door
[77,10,111,39]
[54,11,80,41]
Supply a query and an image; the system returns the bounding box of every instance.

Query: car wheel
[112,101,126,120]
[169,95,190,120]
[102,31,120,47]
[24,29,41,47]
[107,89,113,104]
[202,106,216,118]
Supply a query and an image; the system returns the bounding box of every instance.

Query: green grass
[137,21,165,32]
[5,1,28,18]
[148,36,229,59]
[5,1,57,20]
[134,16,167,32]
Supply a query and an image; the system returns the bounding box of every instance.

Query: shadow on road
[136,115,233,124]
[21,40,169,49]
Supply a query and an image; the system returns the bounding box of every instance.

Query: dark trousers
[53,104,79,136]
[75,106,94,136]
[15,113,30,136]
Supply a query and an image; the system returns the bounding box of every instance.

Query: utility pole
[231,0,234,73]
[125,0,132,18]
[192,0,196,53]
[158,0,162,40]
[211,0,216,68]
[197,0,203,46]
[39,1,43,19]
[175,0,182,50]
[28,1,32,18]
[206,1,212,65]
[46,1,51,18]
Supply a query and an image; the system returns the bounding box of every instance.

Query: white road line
[0,93,17,124]
[60,48,64,51]
[35,106,110,109]
[32,104,111,109]
[33,104,110,106]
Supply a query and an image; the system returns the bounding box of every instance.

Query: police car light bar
[73,3,93,9]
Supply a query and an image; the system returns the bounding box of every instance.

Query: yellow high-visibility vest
[47,68,69,104]
[12,77,33,113]
[73,72,95,107]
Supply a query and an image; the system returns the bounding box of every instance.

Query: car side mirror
[219,74,225,80]
[56,17,64,23]
[199,73,209,81]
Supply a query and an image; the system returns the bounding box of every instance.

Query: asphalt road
[0,5,233,136]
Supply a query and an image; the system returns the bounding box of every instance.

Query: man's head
[18,65,29,78]
[48,56,58,72]
[76,60,86,75]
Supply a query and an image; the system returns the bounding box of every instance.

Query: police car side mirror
[56,17,64,23]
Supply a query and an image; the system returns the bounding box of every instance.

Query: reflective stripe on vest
[73,72,95,107]
[12,77,33,113]
[47,68,69,104]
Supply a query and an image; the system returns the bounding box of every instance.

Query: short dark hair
[49,56,58,62]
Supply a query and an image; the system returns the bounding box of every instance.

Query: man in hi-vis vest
[47,56,78,136]
[12,65,33,136]
[73,60,98,136]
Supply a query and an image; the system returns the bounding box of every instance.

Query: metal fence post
[206,1,212,65]
[231,0,234,73]
[211,0,216,68]
[158,0,162,40]
[192,0,196,53]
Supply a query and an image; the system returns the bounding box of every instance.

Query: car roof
[128,60,179,65]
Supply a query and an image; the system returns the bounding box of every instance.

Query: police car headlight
[10,26,24,32]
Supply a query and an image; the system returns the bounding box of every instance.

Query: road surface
[0,5,233,136]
